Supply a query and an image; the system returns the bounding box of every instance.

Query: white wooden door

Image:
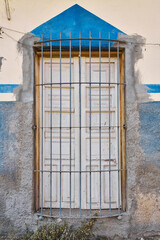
[82,58,119,209]
[41,57,120,210]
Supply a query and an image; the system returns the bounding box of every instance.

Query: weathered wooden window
[34,36,126,218]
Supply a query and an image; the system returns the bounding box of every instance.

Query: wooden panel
[120,50,126,211]
[34,52,41,210]
[83,59,119,209]
[34,50,122,59]
[42,60,78,208]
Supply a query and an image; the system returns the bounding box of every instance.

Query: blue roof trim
[145,84,160,93]
[0,84,19,93]
[31,4,126,47]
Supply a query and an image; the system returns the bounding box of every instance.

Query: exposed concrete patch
[119,34,150,103]
[14,33,40,102]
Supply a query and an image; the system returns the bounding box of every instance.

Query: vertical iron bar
[40,35,44,219]
[50,33,53,216]
[89,31,92,215]
[99,32,102,216]
[79,32,82,216]
[60,32,62,216]
[108,32,111,215]
[69,32,72,216]
[117,42,120,214]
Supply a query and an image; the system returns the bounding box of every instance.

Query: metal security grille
[34,33,126,219]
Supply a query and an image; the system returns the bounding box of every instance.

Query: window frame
[34,49,126,214]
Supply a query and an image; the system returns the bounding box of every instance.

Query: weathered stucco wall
[0,35,38,235]
[0,33,160,239]
[1,1,160,101]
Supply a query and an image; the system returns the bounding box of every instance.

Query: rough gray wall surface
[0,34,160,239]
[0,34,39,236]
[0,102,37,235]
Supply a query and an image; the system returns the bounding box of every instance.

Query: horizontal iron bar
[35,211,126,219]
[34,169,126,173]
[36,126,124,129]
[35,82,126,86]
[34,38,126,45]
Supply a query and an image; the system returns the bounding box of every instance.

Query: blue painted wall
[145,84,160,93]
[1,84,160,95]
[0,84,19,93]
[0,5,126,96]
[31,4,125,47]
[139,102,160,168]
